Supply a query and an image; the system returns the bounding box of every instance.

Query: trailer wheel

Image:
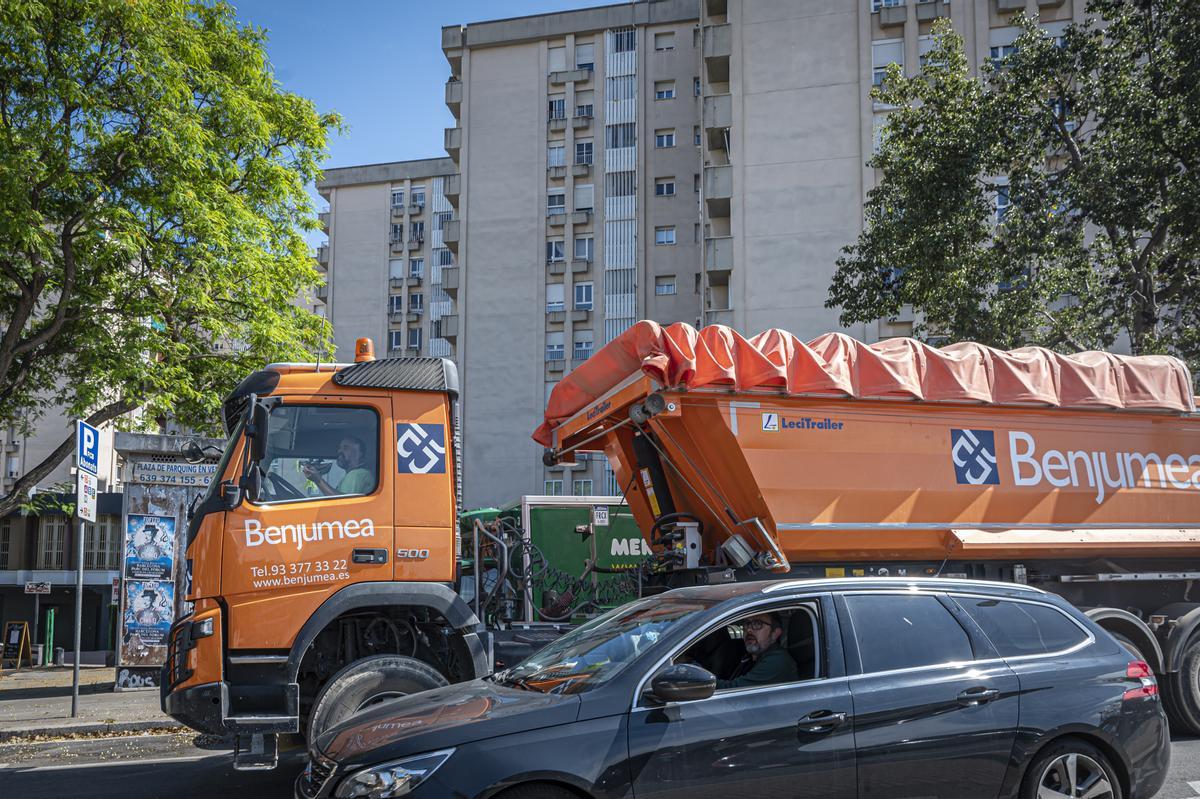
[1165,633,1200,735]
[307,655,448,744]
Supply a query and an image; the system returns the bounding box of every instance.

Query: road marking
[0,753,218,772]
[1187,780,1200,796]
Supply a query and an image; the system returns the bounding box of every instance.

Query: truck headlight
[334,749,454,798]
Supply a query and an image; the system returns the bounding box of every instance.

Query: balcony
[879,3,907,26]
[548,116,567,132]
[704,164,732,218]
[546,309,566,324]
[444,127,461,161]
[408,203,424,216]
[445,79,462,116]
[389,311,405,325]
[442,25,463,73]
[444,173,460,204]
[916,0,948,20]
[571,162,591,177]
[570,210,591,225]
[443,219,460,252]
[571,308,591,323]
[547,210,566,227]
[547,165,567,179]
[390,239,405,253]
[315,283,328,302]
[406,239,423,252]
[705,0,728,17]
[703,24,731,83]
[318,211,330,231]
[408,306,423,318]
[441,314,459,341]
[571,115,591,131]
[316,245,329,267]
[705,236,733,275]
[392,205,406,219]
[549,68,592,86]
[703,93,732,150]
[407,274,423,287]
[390,277,405,290]
[570,258,592,274]
[547,260,566,276]
[997,0,1025,9]
[545,358,565,376]
[441,266,459,297]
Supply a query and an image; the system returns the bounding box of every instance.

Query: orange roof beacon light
[355,337,376,362]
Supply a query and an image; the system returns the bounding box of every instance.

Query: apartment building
[442,0,702,507]
[316,158,460,361]
[698,0,1084,339]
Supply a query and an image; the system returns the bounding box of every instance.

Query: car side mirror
[649,663,716,704]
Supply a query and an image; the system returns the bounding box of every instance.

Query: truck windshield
[493,596,716,695]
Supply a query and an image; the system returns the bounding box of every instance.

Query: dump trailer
[536,321,1200,735]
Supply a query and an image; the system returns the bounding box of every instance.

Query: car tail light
[1123,660,1158,701]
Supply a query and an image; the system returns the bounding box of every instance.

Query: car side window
[676,603,821,691]
[844,594,973,674]
[257,405,380,504]
[954,597,1089,657]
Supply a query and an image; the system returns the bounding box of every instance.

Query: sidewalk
[0,667,182,741]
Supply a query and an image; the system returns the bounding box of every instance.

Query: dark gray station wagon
[299,578,1170,799]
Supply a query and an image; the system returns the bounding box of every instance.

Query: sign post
[24,581,50,656]
[2,621,32,668]
[73,420,102,717]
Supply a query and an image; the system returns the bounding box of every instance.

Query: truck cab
[162,342,488,767]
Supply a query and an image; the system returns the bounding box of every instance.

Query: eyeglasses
[743,620,776,632]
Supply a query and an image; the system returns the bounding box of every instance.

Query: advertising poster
[124,514,176,581]
[122,580,174,650]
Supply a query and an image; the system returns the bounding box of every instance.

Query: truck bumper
[163,679,228,736]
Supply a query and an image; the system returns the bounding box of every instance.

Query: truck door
[221,397,394,651]
[392,393,457,583]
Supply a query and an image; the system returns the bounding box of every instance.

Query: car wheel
[1021,739,1122,799]
[307,655,448,744]
[1165,633,1200,735]
[494,784,579,799]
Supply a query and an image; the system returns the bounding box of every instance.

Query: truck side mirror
[248,402,269,463]
[220,480,243,510]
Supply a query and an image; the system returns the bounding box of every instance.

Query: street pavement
[0,731,1196,798]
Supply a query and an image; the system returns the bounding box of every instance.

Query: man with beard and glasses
[715,612,798,690]
[302,435,374,497]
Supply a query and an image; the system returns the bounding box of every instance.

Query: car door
[838,591,1020,799]
[625,595,856,799]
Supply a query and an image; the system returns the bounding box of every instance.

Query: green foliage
[0,1,340,511]
[828,2,1200,369]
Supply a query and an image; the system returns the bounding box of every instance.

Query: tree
[0,0,339,517]
[828,2,1200,370]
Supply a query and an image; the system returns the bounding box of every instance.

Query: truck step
[233,732,279,771]
[225,714,299,734]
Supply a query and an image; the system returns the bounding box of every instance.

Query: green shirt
[715,645,799,690]
[336,467,373,496]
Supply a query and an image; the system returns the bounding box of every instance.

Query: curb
[0,719,186,743]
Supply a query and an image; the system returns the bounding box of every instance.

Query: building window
[606,122,636,149]
[390,294,404,314]
[654,31,675,51]
[437,248,453,267]
[84,515,121,570]
[390,223,403,243]
[5,455,17,479]
[871,0,904,10]
[575,90,594,118]
[612,28,636,54]
[409,258,424,278]
[574,236,594,261]
[544,480,564,496]
[574,281,594,310]
[655,275,678,295]
[408,327,422,351]
[573,330,594,361]
[573,183,594,213]
[433,211,451,231]
[694,125,701,146]
[606,75,636,102]
[548,143,565,168]
[995,183,1011,224]
[548,95,566,120]
[654,81,676,100]
[655,129,676,148]
[605,171,636,198]
[575,140,593,165]
[655,177,676,197]
[547,282,566,313]
[0,517,11,569]
[37,515,66,570]
[549,45,567,73]
[389,330,404,351]
[410,221,424,241]
[548,190,565,214]
[694,173,701,193]
[410,292,424,311]
[872,40,904,87]
[546,331,565,361]
[655,226,676,245]
[990,43,1018,70]
[694,76,701,96]
[389,259,406,280]
[391,189,405,208]
[573,479,593,496]
[546,240,565,262]
[575,42,595,71]
[411,187,426,208]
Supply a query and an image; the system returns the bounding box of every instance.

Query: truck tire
[1165,633,1200,735]
[307,655,448,744]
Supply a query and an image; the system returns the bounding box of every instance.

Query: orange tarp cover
[533,321,1196,446]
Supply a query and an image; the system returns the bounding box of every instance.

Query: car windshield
[493,595,715,695]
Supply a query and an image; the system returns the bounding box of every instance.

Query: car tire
[307,655,448,744]
[1164,633,1200,735]
[494,784,579,799]
[1020,738,1122,799]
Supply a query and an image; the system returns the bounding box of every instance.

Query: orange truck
[164,322,1200,768]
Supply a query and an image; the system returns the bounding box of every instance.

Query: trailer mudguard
[1085,607,1166,673]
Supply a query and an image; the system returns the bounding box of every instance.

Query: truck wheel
[307,655,448,743]
[1165,633,1200,735]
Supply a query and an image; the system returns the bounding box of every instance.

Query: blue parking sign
[77,420,100,476]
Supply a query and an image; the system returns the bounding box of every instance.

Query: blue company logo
[761,412,844,432]
[951,429,1000,485]
[396,423,447,474]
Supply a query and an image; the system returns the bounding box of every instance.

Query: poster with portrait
[124,514,176,581]
[122,580,174,649]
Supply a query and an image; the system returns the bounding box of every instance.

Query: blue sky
[232,1,603,172]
